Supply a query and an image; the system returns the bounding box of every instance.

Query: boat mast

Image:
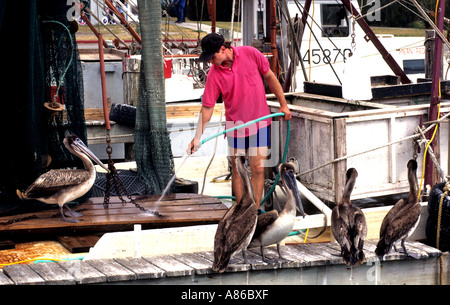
[425,0,446,187]
[340,0,411,84]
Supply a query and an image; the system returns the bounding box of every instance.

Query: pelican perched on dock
[375,159,421,258]
[249,162,305,262]
[17,134,109,223]
[331,168,367,267]
[212,156,258,273]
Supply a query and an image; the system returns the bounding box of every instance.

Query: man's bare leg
[248,146,268,208]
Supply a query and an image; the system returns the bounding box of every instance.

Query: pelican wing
[251,210,278,242]
[222,202,257,253]
[383,203,421,245]
[331,206,351,253]
[353,207,367,250]
[213,199,257,270]
[379,198,406,238]
[25,169,90,196]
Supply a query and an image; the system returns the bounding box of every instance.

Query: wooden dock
[0,240,444,285]
[0,194,228,240]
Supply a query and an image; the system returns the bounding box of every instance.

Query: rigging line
[289,0,343,84]
[84,6,130,49]
[308,0,315,80]
[360,0,378,9]
[93,0,134,36]
[278,0,309,82]
[231,0,236,42]
[298,107,450,177]
[292,0,347,60]
[111,0,139,24]
[398,0,429,22]
[410,0,450,51]
[355,0,402,21]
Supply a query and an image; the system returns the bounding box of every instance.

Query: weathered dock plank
[0,240,443,285]
[144,255,195,277]
[2,264,45,285]
[0,194,228,240]
[171,252,214,275]
[0,270,14,285]
[29,262,76,285]
[114,257,165,279]
[85,259,137,282]
[57,260,107,284]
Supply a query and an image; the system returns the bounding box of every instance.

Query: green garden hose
[199,112,290,206]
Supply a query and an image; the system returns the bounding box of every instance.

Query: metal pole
[98,33,111,131]
[105,0,142,44]
[81,12,109,48]
[425,0,446,188]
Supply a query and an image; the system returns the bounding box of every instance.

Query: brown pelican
[16,134,109,223]
[375,160,421,258]
[248,162,305,262]
[212,156,258,273]
[331,168,367,267]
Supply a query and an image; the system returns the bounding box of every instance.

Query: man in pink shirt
[187,33,291,208]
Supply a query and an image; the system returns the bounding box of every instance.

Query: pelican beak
[72,138,110,173]
[283,169,305,217]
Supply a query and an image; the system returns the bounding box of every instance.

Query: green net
[135,0,174,194]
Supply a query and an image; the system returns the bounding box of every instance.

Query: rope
[437,182,448,285]
[298,107,450,178]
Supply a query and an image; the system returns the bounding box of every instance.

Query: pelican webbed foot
[64,204,83,218]
[59,205,82,223]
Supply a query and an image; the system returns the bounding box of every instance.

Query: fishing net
[0,0,86,210]
[39,4,87,171]
[135,0,174,194]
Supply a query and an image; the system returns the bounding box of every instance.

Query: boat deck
[0,194,228,240]
[0,240,444,285]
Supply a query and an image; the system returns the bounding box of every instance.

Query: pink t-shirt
[201,46,271,137]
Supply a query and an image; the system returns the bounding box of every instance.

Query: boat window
[321,4,349,37]
[403,59,425,74]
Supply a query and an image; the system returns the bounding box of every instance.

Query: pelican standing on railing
[248,162,305,263]
[375,159,421,258]
[212,156,258,273]
[331,168,367,267]
[17,134,109,223]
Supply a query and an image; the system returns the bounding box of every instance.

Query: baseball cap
[198,33,225,62]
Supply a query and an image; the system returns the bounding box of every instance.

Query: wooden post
[425,30,435,79]
[123,56,141,106]
[425,30,443,79]
[333,118,347,204]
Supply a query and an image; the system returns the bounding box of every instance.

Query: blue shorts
[227,126,271,149]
